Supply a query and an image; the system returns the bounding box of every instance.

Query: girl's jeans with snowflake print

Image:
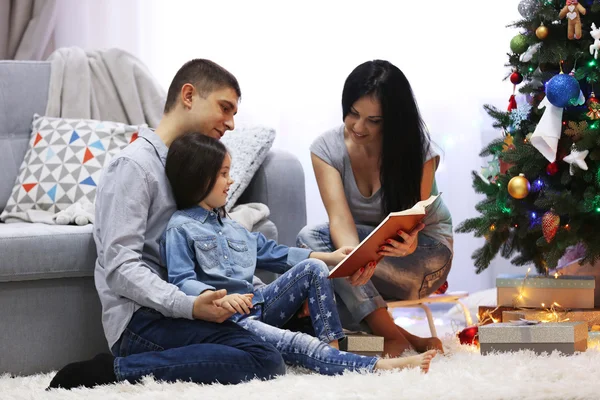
[232,259,378,375]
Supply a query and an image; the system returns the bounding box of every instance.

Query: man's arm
[96,157,195,319]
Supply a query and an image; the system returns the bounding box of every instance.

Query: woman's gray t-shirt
[310,125,453,251]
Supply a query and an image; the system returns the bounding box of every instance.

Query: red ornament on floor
[458,325,479,346]
[434,281,449,295]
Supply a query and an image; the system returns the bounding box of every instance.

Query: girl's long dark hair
[342,60,431,216]
[166,132,228,211]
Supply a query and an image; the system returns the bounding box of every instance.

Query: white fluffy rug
[3,336,600,400]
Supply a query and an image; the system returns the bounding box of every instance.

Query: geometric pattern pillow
[0,114,140,221]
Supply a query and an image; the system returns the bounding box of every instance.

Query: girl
[161,133,436,375]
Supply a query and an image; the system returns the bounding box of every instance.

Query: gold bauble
[508,173,530,199]
[536,25,549,40]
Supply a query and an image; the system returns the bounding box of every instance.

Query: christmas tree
[457,0,600,274]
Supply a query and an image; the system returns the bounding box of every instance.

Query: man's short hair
[163,59,241,113]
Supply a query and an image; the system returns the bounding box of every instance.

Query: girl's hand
[213,293,254,315]
[347,260,377,286]
[193,289,234,322]
[377,223,425,258]
[330,246,354,265]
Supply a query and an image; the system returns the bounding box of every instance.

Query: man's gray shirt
[94,127,196,349]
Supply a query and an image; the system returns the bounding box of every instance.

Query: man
[48,59,285,389]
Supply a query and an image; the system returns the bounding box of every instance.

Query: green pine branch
[458,0,600,274]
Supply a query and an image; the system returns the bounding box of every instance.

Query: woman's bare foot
[329,339,339,350]
[365,309,413,357]
[392,324,444,354]
[374,350,437,373]
[363,308,443,356]
[383,337,412,357]
[408,335,444,354]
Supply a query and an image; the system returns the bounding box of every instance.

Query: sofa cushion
[253,218,278,243]
[0,218,278,283]
[0,61,51,211]
[0,223,96,282]
[221,125,275,212]
[0,115,141,223]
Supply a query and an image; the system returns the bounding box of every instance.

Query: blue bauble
[545,74,580,108]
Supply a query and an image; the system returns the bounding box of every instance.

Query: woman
[297,60,453,356]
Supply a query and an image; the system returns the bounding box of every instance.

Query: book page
[389,193,440,217]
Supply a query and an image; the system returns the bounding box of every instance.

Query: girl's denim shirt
[160,206,312,305]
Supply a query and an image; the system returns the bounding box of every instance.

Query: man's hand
[192,289,235,322]
[213,293,254,315]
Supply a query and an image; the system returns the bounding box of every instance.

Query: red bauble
[510,71,523,85]
[546,162,559,176]
[458,325,479,346]
[434,281,449,295]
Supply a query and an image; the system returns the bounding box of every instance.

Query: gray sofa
[0,61,307,376]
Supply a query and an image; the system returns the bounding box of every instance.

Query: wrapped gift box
[496,274,595,309]
[339,330,383,356]
[589,331,600,348]
[553,258,600,308]
[478,305,520,325]
[479,321,588,355]
[503,309,600,330]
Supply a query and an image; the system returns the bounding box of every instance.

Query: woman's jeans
[111,308,286,384]
[297,223,453,328]
[234,259,378,375]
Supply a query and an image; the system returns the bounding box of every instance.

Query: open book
[328,194,440,279]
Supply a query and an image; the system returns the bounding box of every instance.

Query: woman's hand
[377,223,425,258]
[347,260,377,286]
[213,293,254,315]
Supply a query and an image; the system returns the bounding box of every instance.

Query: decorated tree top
[457,0,600,274]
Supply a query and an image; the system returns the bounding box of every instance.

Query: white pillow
[221,125,276,212]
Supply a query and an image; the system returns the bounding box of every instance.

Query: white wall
[53,0,524,293]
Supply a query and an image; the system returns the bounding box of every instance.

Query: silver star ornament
[563,148,589,175]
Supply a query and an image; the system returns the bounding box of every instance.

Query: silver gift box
[479,321,588,355]
[339,330,384,356]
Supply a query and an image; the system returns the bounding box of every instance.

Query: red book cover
[328,194,440,279]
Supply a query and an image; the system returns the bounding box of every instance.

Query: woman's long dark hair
[342,60,431,216]
[166,132,228,211]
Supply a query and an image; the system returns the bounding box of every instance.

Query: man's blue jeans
[111,307,286,384]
